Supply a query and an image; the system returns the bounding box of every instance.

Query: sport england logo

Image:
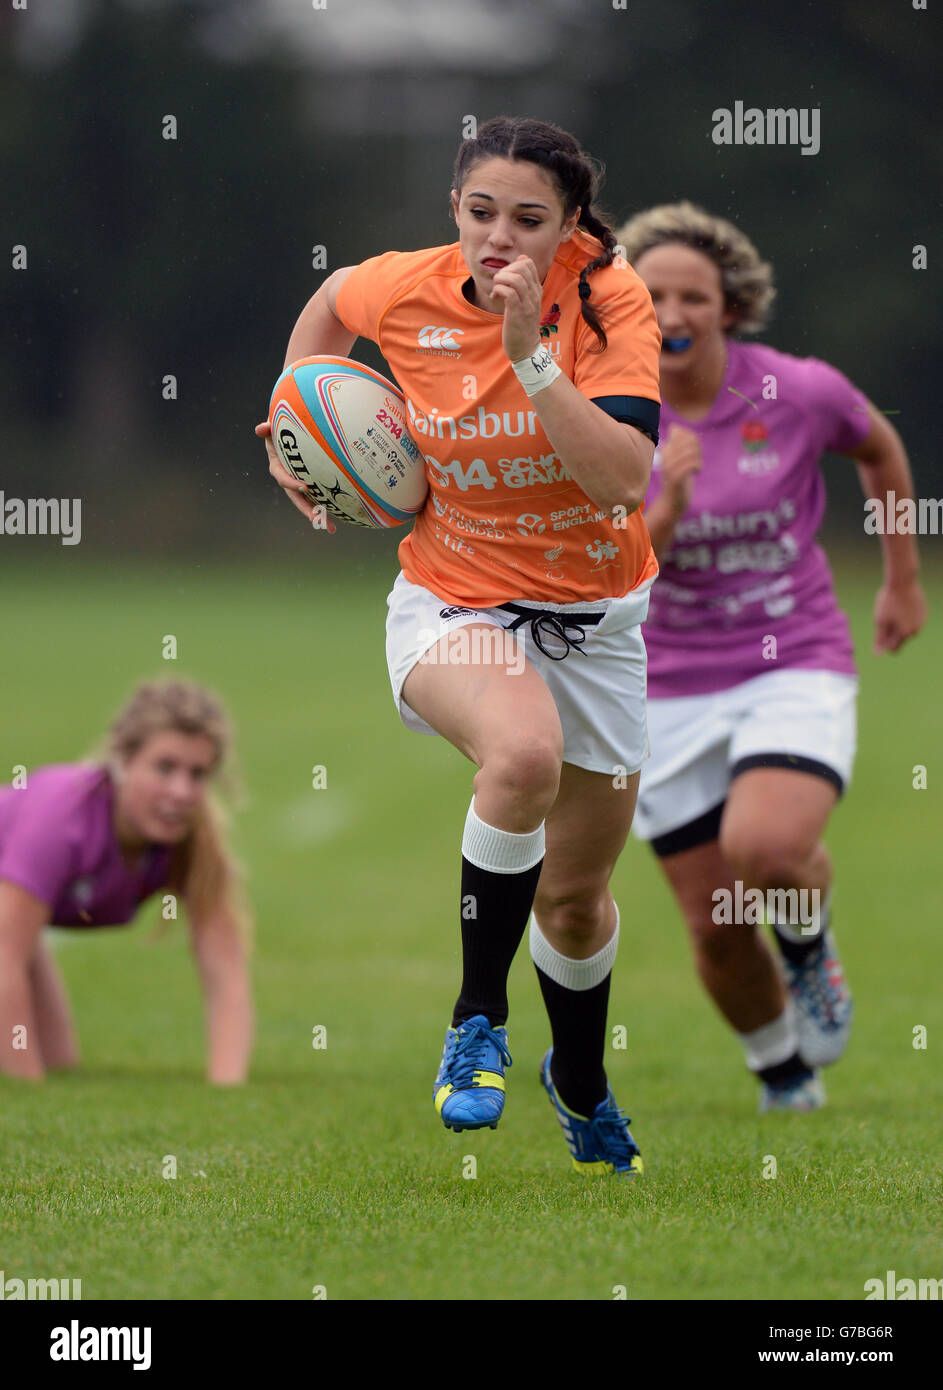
[516,513,546,535]
[417,326,464,356]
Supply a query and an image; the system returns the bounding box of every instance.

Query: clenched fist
[659,424,703,518]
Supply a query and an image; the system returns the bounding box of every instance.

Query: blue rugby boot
[433,1014,512,1132]
[781,928,853,1067]
[540,1049,643,1176]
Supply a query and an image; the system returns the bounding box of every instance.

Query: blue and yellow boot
[433,1014,512,1132]
[540,1049,643,1176]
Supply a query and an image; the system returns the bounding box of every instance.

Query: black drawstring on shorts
[497,603,604,661]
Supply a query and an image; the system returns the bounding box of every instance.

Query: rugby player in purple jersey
[617,202,926,1110]
[0,681,253,1083]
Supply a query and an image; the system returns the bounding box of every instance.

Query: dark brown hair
[453,116,617,350]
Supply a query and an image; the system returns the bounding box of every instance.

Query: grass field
[1,555,941,1301]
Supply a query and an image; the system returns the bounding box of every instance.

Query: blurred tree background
[1,0,940,565]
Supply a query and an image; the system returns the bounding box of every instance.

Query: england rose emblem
[741,420,769,452]
[540,304,561,337]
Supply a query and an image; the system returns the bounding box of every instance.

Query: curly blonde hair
[616,201,776,335]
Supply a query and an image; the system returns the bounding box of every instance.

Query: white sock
[738,1004,799,1072]
[462,798,545,873]
[529,905,620,990]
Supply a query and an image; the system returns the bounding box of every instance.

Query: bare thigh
[720,768,838,885]
[402,623,565,830]
[402,623,562,765]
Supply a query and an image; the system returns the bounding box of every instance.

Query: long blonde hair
[617,200,776,334]
[98,679,252,946]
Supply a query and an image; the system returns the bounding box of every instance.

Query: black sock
[757,1051,814,1085]
[452,855,543,1027]
[773,924,825,966]
[535,968,611,1118]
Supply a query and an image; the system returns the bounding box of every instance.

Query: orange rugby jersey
[335,228,661,607]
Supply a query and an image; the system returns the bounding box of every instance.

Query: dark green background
[2,0,939,563]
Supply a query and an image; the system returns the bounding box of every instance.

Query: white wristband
[511,344,561,397]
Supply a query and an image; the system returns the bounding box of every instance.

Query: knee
[719,828,808,889]
[478,737,563,818]
[533,886,608,951]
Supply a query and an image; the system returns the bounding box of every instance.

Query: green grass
[1,555,941,1300]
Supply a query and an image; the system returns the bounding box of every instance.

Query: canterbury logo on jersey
[418,326,464,349]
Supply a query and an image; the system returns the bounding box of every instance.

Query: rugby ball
[268,356,428,528]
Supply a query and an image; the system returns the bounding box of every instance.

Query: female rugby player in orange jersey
[258,117,662,1174]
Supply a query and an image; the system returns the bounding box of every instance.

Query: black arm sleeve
[592,395,660,446]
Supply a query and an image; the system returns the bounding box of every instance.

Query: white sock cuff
[529,904,620,991]
[462,798,545,873]
[738,1003,798,1072]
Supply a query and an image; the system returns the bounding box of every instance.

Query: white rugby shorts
[385,571,654,776]
[632,667,858,844]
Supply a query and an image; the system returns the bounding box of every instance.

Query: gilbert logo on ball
[269,356,428,528]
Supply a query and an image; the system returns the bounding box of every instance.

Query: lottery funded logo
[543,542,566,581]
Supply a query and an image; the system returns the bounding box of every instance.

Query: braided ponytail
[453,117,618,351]
[576,206,619,352]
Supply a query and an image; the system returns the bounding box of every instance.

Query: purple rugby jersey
[0,763,172,927]
[643,341,872,696]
